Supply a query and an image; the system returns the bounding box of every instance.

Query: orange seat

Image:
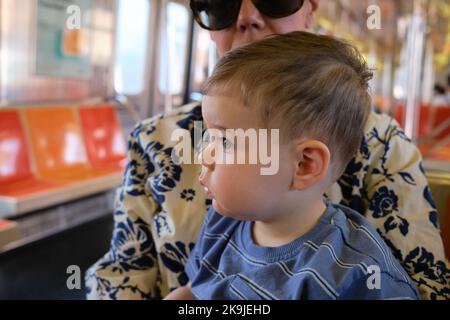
[432,106,450,141]
[394,104,404,126]
[78,105,126,171]
[419,104,431,136]
[23,107,114,183]
[394,104,430,137]
[0,219,14,229]
[0,109,61,197]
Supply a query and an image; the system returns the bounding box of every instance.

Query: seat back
[78,104,126,168]
[23,107,90,180]
[394,104,404,126]
[394,104,430,136]
[0,109,33,184]
[433,106,450,141]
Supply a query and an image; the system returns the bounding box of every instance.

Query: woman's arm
[85,123,162,300]
[339,112,449,299]
[164,283,196,300]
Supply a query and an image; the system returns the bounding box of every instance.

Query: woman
[86,0,449,300]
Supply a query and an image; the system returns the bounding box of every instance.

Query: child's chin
[212,200,227,215]
[212,200,251,221]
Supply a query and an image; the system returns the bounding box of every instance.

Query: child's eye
[222,137,233,150]
[202,130,211,145]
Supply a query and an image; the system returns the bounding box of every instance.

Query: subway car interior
[0,0,450,300]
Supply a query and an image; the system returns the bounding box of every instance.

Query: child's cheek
[213,167,247,203]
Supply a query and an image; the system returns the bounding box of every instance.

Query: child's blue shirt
[185,202,419,300]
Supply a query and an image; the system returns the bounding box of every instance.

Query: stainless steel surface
[150,0,192,117]
[404,1,426,141]
[0,190,115,254]
[0,0,115,105]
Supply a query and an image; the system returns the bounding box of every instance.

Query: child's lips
[203,186,213,198]
[199,179,213,198]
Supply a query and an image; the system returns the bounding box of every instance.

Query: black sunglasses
[190,0,305,31]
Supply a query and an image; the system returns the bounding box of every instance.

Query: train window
[114,0,151,95]
[158,1,189,107]
[188,25,215,102]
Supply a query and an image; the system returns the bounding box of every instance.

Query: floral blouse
[85,103,450,300]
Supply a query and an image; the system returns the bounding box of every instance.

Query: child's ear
[291,140,330,190]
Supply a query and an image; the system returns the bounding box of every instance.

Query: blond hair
[203,31,373,176]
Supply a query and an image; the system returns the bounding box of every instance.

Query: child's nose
[199,143,215,171]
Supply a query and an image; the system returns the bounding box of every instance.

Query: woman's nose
[236,0,266,32]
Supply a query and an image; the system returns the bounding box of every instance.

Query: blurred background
[0,0,449,299]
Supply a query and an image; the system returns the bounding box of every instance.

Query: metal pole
[404,0,426,141]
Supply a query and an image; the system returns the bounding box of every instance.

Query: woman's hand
[164,283,196,300]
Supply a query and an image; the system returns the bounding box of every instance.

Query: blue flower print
[109,215,157,273]
[181,189,196,201]
[369,186,399,218]
[146,141,183,204]
[159,241,195,289]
